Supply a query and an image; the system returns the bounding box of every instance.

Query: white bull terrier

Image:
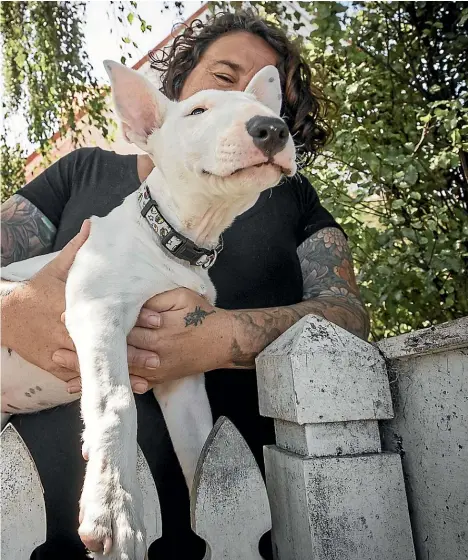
[1,60,296,558]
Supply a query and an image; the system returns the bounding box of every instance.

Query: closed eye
[189,107,207,116]
[215,73,234,84]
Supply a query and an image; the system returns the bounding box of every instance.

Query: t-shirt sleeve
[17,150,80,228]
[293,173,346,246]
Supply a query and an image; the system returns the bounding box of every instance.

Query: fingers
[67,377,81,394]
[52,349,80,375]
[135,308,161,328]
[48,220,91,281]
[52,367,82,383]
[127,326,159,354]
[143,287,193,313]
[62,308,161,332]
[66,375,150,395]
[129,375,149,394]
[127,344,160,369]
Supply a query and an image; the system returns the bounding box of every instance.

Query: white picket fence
[1,315,467,559]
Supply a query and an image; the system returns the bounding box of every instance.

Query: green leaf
[405,165,418,186]
[392,199,405,209]
[127,12,134,24]
[450,129,461,144]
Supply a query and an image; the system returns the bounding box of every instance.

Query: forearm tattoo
[230,227,370,368]
[1,194,56,267]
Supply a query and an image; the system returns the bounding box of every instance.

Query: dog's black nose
[246,116,289,158]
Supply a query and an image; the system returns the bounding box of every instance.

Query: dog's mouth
[202,161,292,178]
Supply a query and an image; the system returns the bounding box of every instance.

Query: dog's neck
[144,166,259,249]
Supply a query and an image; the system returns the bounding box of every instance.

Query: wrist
[0,281,25,350]
[224,309,258,370]
[212,309,239,370]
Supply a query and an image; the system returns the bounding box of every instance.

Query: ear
[245,65,282,116]
[104,60,171,150]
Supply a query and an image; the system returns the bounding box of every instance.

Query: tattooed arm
[228,227,370,368]
[46,227,368,386]
[1,194,56,268]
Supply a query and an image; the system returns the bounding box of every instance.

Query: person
[0,10,369,559]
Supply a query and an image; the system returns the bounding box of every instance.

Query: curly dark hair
[149,10,332,165]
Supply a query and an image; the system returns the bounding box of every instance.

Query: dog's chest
[79,199,216,305]
[148,245,216,302]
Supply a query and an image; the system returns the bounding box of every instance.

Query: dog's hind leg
[1,346,78,415]
[153,374,213,491]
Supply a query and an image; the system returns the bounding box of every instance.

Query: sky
[3,0,206,152]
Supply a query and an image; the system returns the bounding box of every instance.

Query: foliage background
[1,1,467,339]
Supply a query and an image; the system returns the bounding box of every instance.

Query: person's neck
[137,154,154,183]
[143,163,259,249]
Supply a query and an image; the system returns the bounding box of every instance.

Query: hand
[62,287,234,393]
[1,221,90,382]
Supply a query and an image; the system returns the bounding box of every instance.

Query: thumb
[47,220,91,281]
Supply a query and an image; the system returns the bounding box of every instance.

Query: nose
[246,116,289,158]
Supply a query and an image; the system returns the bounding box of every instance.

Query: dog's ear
[245,65,282,116]
[104,60,170,150]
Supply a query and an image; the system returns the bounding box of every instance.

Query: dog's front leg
[66,301,146,559]
[153,374,213,491]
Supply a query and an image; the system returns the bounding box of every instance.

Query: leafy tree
[0,0,183,200]
[1,1,110,198]
[218,1,467,338]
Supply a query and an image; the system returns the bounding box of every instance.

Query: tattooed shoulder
[1,194,56,267]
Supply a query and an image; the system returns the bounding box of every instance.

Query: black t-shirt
[19,147,340,308]
[16,147,341,558]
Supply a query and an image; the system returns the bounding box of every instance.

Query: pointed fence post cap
[191,417,271,559]
[256,315,393,424]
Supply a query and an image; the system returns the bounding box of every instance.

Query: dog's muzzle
[246,116,289,158]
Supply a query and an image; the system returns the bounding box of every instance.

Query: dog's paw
[79,457,146,559]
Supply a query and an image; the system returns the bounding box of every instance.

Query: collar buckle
[201,249,218,269]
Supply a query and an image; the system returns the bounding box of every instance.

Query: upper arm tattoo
[1,194,56,267]
[298,227,370,338]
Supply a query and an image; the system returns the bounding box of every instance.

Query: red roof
[26,2,208,167]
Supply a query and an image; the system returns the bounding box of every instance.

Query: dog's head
[104,60,296,200]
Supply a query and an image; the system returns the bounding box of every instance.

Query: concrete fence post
[256,315,416,560]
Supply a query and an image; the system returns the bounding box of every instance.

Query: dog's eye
[189,107,206,116]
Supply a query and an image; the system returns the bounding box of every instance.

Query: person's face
[179,31,278,100]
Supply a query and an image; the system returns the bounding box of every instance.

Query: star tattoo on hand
[184,306,216,327]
